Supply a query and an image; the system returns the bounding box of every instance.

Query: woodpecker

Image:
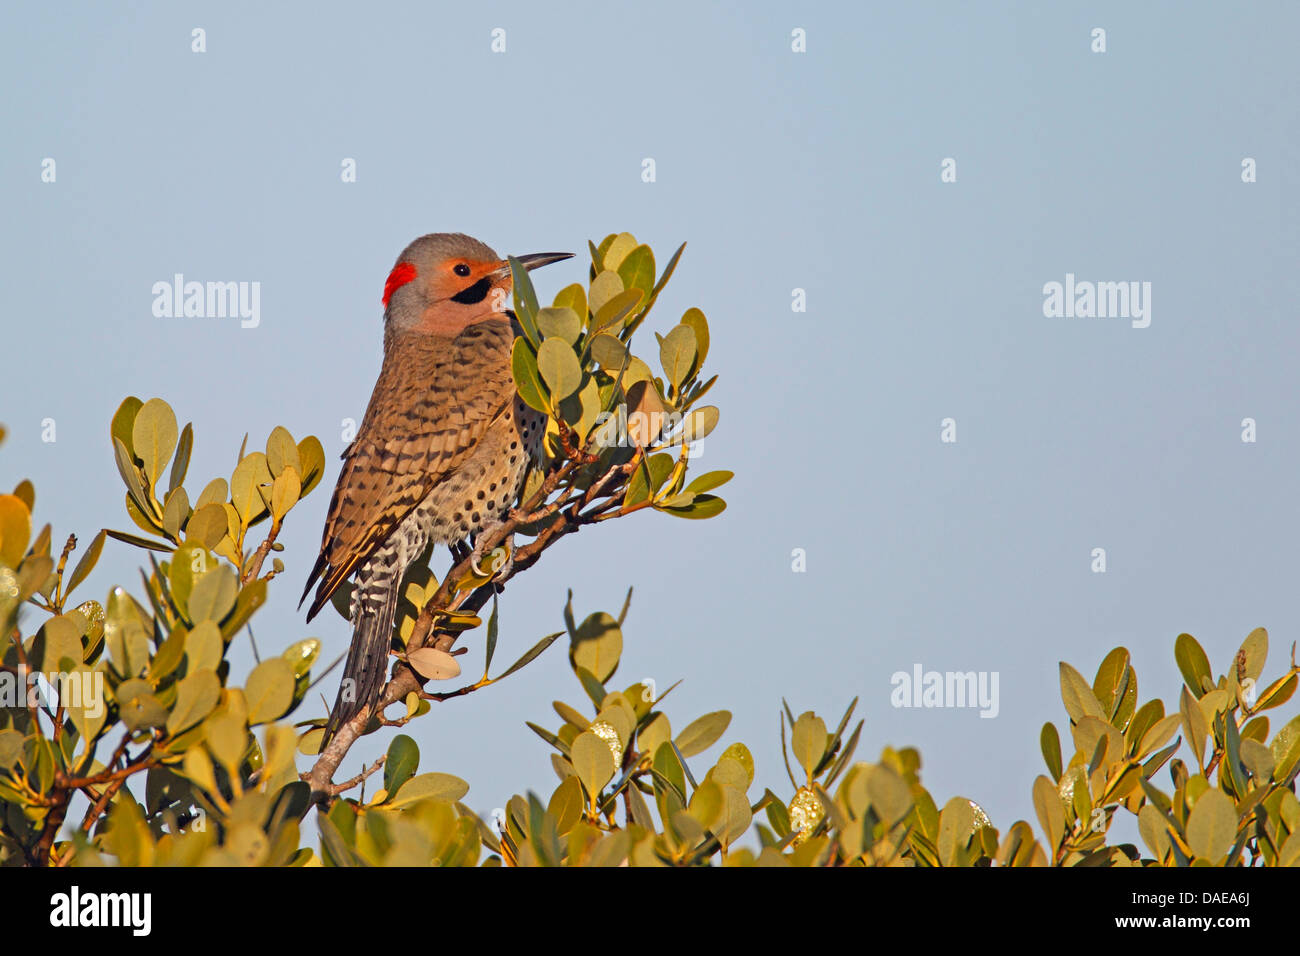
[301,233,572,745]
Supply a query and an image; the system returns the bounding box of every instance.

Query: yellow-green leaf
[511,338,550,414]
[571,731,616,800]
[1175,632,1214,697]
[131,398,179,495]
[536,338,582,403]
[166,669,221,736]
[246,657,295,724]
[676,710,731,758]
[1185,789,1236,862]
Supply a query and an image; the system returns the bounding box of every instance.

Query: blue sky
[3,1,1298,845]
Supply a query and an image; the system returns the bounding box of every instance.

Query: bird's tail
[321,575,400,747]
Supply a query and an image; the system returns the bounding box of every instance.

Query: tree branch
[304,448,643,801]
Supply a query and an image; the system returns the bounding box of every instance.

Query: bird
[300,233,572,746]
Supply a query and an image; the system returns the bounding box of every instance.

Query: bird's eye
[453,263,471,277]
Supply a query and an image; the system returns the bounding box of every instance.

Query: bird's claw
[468,534,513,583]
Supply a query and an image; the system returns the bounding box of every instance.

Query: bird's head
[381,232,572,335]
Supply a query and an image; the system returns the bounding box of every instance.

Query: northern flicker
[300,233,572,745]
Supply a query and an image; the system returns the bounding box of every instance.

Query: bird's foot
[469,532,514,582]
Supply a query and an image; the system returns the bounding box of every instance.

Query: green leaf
[574,666,606,710]
[591,235,616,272]
[572,731,616,800]
[589,333,628,370]
[675,711,731,758]
[553,700,590,731]
[282,637,321,677]
[660,494,726,520]
[553,283,588,323]
[791,712,827,778]
[1239,738,1274,780]
[675,405,719,444]
[588,270,624,319]
[387,772,469,808]
[270,467,300,523]
[688,779,725,831]
[166,669,221,736]
[1180,685,1209,768]
[494,631,563,680]
[624,453,673,508]
[110,396,143,458]
[1032,775,1065,852]
[161,486,190,539]
[107,798,152,867]
[1256,672,1298,712]
[0,496,30,570]
[1040,722,1062,779]
[483,595,499,675]
[658,324,697,391]
[866,764,914,826]
[525,721,571,757]
[570,611,622,684]
[508,256,541,347]
[37,615,83,671]
[0,730,24,770]
[511,337,551,415]
[536,307,583,345]
[104,528,172,553]
[1185,788,1236,862]
[230,452,273,527]
[246,657,295,724]
[131,398,179,496]
[1236,627,1268,684]
[680,307,710,369]
[1271,713,1300,782]
[1138,804,1173,861]
[591,289,643,335]
[384,735,420,797]
[265,426,300,478]
[602,233,638,272]
[188,565,238,622]
[548,775,585,835]
[195,477,228,510]
[536,338,582,403]
[146,625,186,682]
[937,796,976,866]
[617,244,655,295]
[185,621,224,672]
[683,470,732,495]
[1137,714,1183,759]
[117,684,169,733]
[296,436,326,497]
[65,529,106,597]
[168,423,193,498]
[631,241,686,330]
[716,743,755,790]
[183,744,221,795]
[221,579,266,640]
[112,437,150,516]
[1059,661,1105,723]
[1092,646,1130,718]
[1175,633,1213,697]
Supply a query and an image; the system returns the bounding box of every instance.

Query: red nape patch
[382,262,418,307]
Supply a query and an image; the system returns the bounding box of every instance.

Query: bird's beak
[493,252,574,277]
